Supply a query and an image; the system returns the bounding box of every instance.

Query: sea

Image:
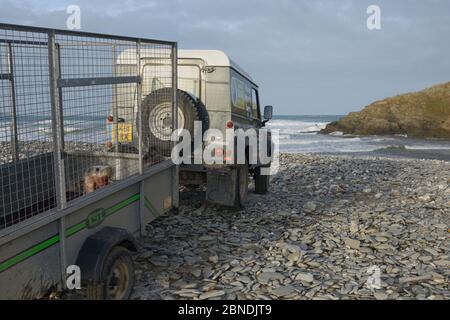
[1,113,450,158]
[267,115,450,155]
[0,114,107,143]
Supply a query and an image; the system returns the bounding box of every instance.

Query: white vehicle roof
[178,49,256,84]
[117,48,256,85]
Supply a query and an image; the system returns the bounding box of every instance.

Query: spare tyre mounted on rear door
[138,88,209,156]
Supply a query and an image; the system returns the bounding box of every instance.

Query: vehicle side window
[252,88,260,120]
[231,76,253,111]
[245,85,252,111]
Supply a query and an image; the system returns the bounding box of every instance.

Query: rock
[258,272,285,284]
[418,194,432,202]
[174,289,201,298]
[191,269,202,278]
[230,259,240,267]
[156,277,170,289]
[208,255,219,264]
[276,242,302,253]
[171,279,188,289]
[433,260,449,267]
[270,285,296,297]
[237,275,252,284]
[288,252,301,262]
[373,292,388,300]
[391,190,401,197]
[399,275,433,284]
[295,273,314,283]
[183,283,199,289]
[350,221,359,234]
[344,238,361,250]
[201,283,216,292]
[149,257,169,267]
[203,266,214,279]
[199,290,226,300]
[320,82,450,138]
[199,235,215,241]
[423,248,439,256]
[375,236,388,243]
[418,256,432,263]
[303,201,317,213]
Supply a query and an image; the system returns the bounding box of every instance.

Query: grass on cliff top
[375,82,450,118]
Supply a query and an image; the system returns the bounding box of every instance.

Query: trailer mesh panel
[0,25,175,230]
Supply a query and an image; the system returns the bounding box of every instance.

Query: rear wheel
[255,166,270,194]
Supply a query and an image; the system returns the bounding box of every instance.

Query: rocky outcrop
[321,82,450,138]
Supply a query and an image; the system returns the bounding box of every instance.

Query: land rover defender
[116,49,274,208]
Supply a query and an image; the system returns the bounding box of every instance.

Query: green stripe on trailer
[0,193,140,274]
[106,193,141,217]
[66,221,87,238]
[0,235,60,273]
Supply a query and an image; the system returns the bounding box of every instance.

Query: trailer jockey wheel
[86,246,135,300]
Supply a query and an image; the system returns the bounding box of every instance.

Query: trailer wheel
[254,166,270,194]
[86,246,135,300]
[139,88,209,155]
[234,165,249,208]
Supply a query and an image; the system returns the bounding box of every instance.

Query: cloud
[0,0,449,114]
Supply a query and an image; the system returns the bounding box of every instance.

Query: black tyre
[234,164,249,208]
[85,246,135,300]
[255,166,270,194]
[138,88,209,156]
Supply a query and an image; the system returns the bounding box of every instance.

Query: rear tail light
[215,148,224,157]
[224,149,233,162]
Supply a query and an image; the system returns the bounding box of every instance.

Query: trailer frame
[0,23,178,299]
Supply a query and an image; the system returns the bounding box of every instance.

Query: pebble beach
[131,153,450,300]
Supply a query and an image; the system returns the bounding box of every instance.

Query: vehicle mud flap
[206,168,238,207]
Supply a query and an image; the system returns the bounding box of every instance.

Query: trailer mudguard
[75,227,138,283]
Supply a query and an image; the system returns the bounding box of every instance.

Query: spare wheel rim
[149,102,185,141]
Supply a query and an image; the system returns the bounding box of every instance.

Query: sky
[0,0,449,115]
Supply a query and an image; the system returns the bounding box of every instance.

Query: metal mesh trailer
[0,23,178,299]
